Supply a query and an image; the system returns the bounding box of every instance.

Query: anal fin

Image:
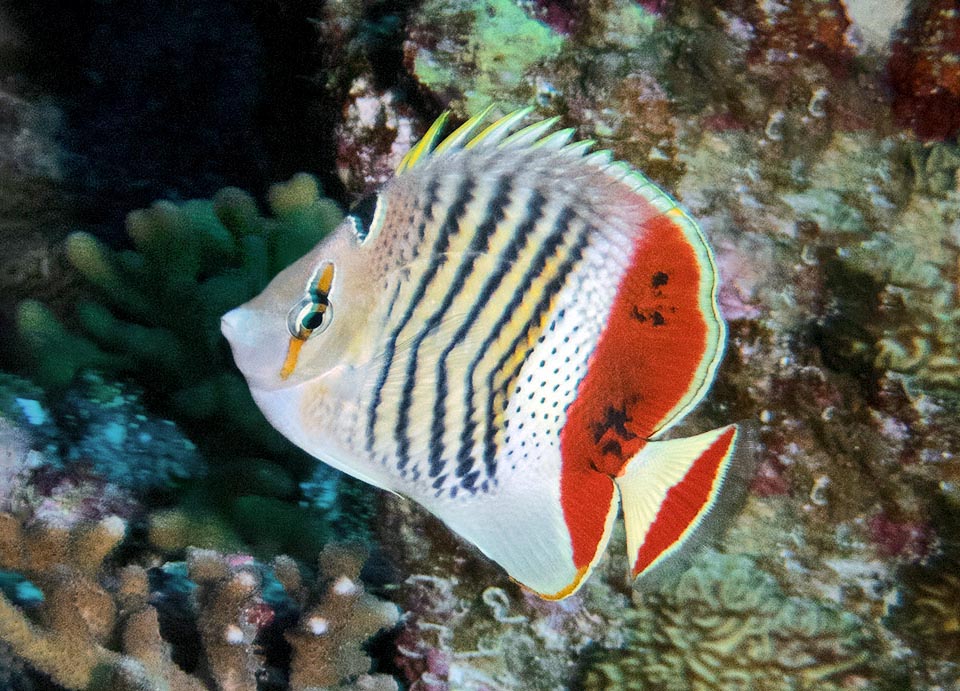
[614,424,740,580]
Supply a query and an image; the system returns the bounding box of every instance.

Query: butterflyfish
[222,107,742,599]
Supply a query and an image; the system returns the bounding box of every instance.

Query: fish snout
[221,308,242,344]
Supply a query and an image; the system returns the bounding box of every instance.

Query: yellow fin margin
[432,104,497,156]
[397,111,450,174]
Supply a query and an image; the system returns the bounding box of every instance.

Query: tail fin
[614,424,742,581]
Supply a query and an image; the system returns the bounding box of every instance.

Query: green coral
[579,552,874,691]
[409,0,564,114]
[16,173,343,452]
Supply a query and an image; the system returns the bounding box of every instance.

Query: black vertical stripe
[446,189,547,480]
[386,174,476,470]
[414,176,443,247]
[422,173,515,478]
[480,220,590,479]
[455,204,578,486]
[366,172,444,454]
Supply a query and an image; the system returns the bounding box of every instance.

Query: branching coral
[578,552,875,691]
[0,512,400,690]
[279,545,400,690]
[16,173,342,453]
[0,512,202,690]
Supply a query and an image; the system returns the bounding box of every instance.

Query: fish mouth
[220,308,241,342]
[220,306,281,389]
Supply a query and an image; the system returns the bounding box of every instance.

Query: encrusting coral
[578,552,875,691]
[16,173,343,453]
[404,0,565,115]
[0,511,400,690]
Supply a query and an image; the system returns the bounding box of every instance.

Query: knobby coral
[0,512,400,690]
[278,545,400,690]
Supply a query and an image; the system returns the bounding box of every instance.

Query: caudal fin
[614,424,741,580]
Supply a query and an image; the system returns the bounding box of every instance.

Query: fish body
[222,109,741,599]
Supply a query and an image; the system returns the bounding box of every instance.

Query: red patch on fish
[560,210,709,568]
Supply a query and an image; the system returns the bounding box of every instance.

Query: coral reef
[0,511,399,690]
[0,511,198,689]
[279,545,400,690]
[2,0,960,688]
[55,372,203,492]
[888,0,960,140]
[335,78,421,197]
[842,178,960,391]
[0,77,75,337]
[1,368,371,562]
[404,0,565,115]
[578,552,876,690]
[16,173,342,453]
[888,559,960,666]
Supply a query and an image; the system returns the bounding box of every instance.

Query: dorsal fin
[431,104,496,156]
[498,116,561,149]
[396,111,450,174]
[464,107,535,149]
[395,106,655,200]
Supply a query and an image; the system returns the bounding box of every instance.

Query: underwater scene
[0,0,959,689]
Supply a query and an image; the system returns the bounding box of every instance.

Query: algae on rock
[405,0,564,115]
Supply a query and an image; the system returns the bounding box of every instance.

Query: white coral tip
[308,616,329,635]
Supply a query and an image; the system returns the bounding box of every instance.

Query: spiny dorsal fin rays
[432,104,497,157]
[531,127,577,150]
[585,149,613,166]
[397,111,450,174]
[497,116,562,149]
[560,139,595,157]
[464,106,535,150]
[397,107,641,191]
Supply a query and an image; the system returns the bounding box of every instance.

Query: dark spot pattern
[589,404,638,444]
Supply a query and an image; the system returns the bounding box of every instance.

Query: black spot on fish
[589,405,638,444]
[632,306,646,322]
[651,311,666,326]
[652,271,669,288]
[600,439,623,458]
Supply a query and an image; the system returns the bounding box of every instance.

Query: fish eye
[287,296,333,340]
[347,192,385,244]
